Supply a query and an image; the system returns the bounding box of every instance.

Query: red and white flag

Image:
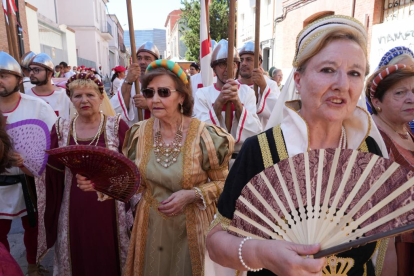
[200,0,214,87]
[2,0,17,24]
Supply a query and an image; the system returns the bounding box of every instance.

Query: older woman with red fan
[366,65,414,276]
[44,72,135,276]
[206,15,397,276]
[78,59,234,276]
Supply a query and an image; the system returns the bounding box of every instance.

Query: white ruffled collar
[280,100,371,157]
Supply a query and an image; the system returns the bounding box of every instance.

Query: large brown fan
[228,148,414,258]
[47,145,140,203]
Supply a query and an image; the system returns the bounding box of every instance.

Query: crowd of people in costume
[0,13,414,276]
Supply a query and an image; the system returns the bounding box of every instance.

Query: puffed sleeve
[122,122,143,162]
[195,124,235,210]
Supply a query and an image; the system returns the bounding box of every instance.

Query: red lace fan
[228,148,414,257]
[46,145,140,203]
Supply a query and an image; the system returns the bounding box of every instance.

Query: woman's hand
[75,174,96,192]
[158,190,196,216]
[260,241,326,276]
[10,151,24,168]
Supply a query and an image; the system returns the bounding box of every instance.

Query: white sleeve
[233,88,263,144]
[110,81,136,123]
[256,80,280,128]
[194,89,224,128]
[40,103,58,130]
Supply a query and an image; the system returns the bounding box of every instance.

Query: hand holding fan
[228,148,414,257]
[6,119,51,176]
[46,145,140,203]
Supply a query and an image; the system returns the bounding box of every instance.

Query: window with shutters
[383,0,414,22]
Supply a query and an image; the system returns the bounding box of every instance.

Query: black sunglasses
[141,87,177,98]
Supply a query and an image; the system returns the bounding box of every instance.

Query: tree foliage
[180,0,229,62]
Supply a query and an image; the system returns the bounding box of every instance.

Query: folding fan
[228,148,414,258]
[46,145,140,203]
[6,119,51,176]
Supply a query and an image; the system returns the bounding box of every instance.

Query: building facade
[0,0,30,57]
[237,0,276,71]
[124,29,166,59]
[108,14,129,69]
[165,10,188,61]
[57,0,113,77]
[271,0,393,74]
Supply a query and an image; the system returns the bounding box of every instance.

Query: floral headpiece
[369,64,407,98]
[66,72,104,96]
[146,59,188,85]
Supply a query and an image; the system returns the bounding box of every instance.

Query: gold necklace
[153,116,183,168]
[72,112,104,146]
[376,115,409,140]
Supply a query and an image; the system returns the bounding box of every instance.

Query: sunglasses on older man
[141,87,177,98]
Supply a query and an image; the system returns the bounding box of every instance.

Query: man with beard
[25,53,71,120]
[0,51,57,276]
[110,41,159,127]
[237,41,280,128]
[20,51,36,92]
[194,39,262,156]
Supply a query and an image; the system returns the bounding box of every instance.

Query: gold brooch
[322,256,354,276]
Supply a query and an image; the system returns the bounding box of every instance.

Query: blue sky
[106,0,184,30]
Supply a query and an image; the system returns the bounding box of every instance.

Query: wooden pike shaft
[253,0,260,102]
[225,0,236,132]
[126,0,143,122]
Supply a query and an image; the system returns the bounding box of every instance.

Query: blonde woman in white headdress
[206,15,395,276]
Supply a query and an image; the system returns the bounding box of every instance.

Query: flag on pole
[200,0,214,87]
[2,0,17,24]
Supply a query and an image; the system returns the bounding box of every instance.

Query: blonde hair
[388,54,414,66]
[68,79,101,97]
[296,26,369,75]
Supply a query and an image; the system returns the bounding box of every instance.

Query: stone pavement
[8,219,54,275]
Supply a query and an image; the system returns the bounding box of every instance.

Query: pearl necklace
[153,116,183,168]
[72,113,104,146]
[310,126,346,151]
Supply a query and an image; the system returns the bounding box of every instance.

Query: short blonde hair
[68,79,101,97]
[388,54,414,66]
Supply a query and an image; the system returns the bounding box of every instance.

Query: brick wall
[0,0,30,57]
[274,0,383,69]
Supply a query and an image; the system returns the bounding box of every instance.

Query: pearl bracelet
[238,237,263,272]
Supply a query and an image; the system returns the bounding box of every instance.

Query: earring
[180,103,184,114]
[375,106,382,113]
[100,104,103,113]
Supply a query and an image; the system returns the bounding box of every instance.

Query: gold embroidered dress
[123,117,234,276]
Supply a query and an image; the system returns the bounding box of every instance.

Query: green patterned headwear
[145,59,188,85]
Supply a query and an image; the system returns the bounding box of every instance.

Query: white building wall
[25,5,41,53]
[57,0,111,76]
[60,25,77,66]
[26,0,56,22]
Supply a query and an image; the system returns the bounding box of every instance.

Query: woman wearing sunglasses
[78,60,234,276]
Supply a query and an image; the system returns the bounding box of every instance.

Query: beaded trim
[273,125,289,161]
[258,132,274,168]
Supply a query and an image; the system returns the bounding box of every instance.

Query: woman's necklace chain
[72,112,104,146]
[376,115,409,140]
[153,116,183,168]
